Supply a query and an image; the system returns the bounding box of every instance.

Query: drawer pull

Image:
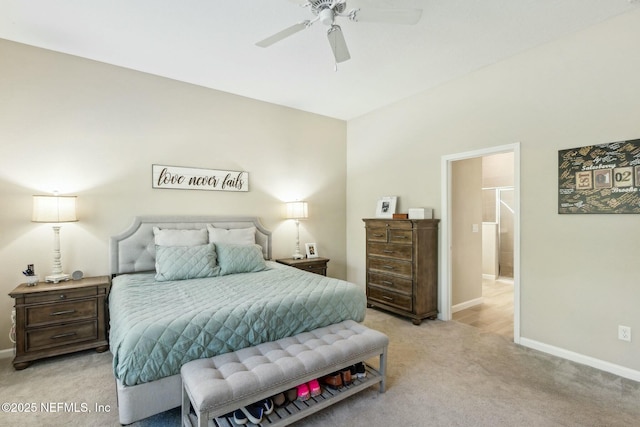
[383,265,394,270]
[372,233,384,238]
[51,332,77,340]
[381,280,393,285]
[382,296,393,301]
[382,250,394,254]
[59,294,66,300]
[50,309,76,316]
[394,236,408,239]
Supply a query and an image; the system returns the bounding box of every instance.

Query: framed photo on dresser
[375,196,397,218]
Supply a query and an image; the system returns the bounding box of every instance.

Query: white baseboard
[0,347,14,359]
[451,297,483,314]
[520,337,640,383]
[482,274,498,280]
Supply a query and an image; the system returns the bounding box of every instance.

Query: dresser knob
[59,294,66,300]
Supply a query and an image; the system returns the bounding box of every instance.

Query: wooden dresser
[363,219,439,325]
[9,276,110,369]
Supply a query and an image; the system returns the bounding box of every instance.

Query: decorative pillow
[207,225,256,246]
[155,243,220,281]
[215,243,267,276]
[153,227,208,246]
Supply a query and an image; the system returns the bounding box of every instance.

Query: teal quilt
[109,262,366,386]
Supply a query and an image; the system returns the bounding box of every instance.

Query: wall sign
[152,164,249,192]
[558,139,640,214]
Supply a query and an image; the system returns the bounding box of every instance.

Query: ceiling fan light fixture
[319,8,335,26]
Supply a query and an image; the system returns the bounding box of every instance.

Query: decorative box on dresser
[9,275,111,370]
[363,219,439,325]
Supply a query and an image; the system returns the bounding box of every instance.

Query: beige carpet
[1,308,639,427]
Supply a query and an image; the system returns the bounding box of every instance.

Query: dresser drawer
[368,287,412,311]
[24,288,97,304]
[366,227,388,243]
[368,257,412,277]
[368,242,412,260]
[368,272,412,294]
[26,321,98,352]
[365,219,412,229]
[26,300,97,328]
[388,229,412,244]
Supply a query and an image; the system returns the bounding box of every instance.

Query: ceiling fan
[256,0,423,64]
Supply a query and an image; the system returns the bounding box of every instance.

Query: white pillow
[153,227,208,246]
[207,224,256,246]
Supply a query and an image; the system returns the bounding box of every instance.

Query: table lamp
[32,195,78,283]
[286,201,308,259]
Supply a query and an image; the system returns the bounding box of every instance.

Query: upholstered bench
[181,320,389,427]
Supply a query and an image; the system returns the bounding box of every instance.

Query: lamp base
[292,253,305,260]
[45,273,71,284]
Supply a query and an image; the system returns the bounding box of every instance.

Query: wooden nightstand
[9,275,111,370]
[276,257,330,276]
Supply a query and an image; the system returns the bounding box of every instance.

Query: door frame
[440,142,521,343]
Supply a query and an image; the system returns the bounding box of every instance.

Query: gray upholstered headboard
[110,215,272,276]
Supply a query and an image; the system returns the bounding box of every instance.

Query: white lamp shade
[32,195,78,223]
[286,201,308,220]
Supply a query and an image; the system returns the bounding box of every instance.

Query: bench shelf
[184,364,382,427]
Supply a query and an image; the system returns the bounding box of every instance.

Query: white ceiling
[1,0,638,120]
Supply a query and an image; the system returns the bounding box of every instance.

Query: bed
[108,216,367,424]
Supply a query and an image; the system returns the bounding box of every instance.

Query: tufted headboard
[110,215,272,276]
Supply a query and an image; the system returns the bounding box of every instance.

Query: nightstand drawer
[368,287,412,311]
[26,321,98,352]
[24,288,97,304]
[26,300,97,328]
[368,242,412,260]
[368,272,412,294]
[368,257,412,277]
[275,257,329,276]
[300,266,327,275]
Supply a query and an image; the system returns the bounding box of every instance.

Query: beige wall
[451,158,483,306]
[347,9,640,372]
[0,39,347,351]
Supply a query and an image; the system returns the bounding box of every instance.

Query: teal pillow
[155,243,220,281]
[215,243,267,276]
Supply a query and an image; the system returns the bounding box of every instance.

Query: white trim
[452,297,484,313]
[0,348,14,359]
[520,338,640,382]
[482,273,498,280]
[441,143,521,344]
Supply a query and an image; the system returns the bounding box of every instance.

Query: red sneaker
[308,379,321,397]
[297,383,310,401]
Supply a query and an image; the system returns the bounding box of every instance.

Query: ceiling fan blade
[327,25,350,63]
[351,8,423,25]
[256,22,309,48]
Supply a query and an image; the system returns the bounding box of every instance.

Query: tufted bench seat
[181,320,388,427]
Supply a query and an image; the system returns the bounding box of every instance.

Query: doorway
[440,143,520,343]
